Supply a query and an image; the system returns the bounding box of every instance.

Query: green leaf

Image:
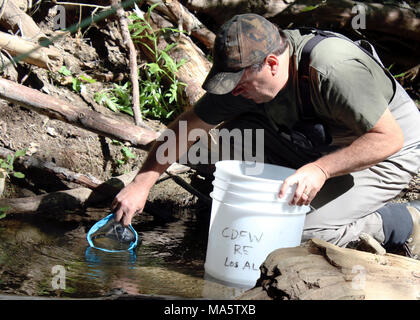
[71,78,81,92]
[147,62,163,75]
[121,146,136,159]
[59,66,72,76]
[300,5,320,12]
[78,75,96,84]
[13,172,25,179]
[14,149,27,158]
[394,71,408,79]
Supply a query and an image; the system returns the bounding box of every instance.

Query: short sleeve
[194,92,258,125]
[317,59,389,135]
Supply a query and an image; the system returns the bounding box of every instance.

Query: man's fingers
[292,181,307,206]
[279,176,296,198]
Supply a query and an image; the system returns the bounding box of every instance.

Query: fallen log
[0,31,63,71]
[238,238,420,300]
[0,78,159,150]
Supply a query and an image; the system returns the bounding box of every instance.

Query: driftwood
[238,238,420,300]
[0,0,46,40]
[111,0,143,126]
[0,78,159,150]
[0,31,63,71]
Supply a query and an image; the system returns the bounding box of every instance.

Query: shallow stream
[0,207,248,299]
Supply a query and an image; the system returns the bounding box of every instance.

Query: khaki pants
[202,83,420,247]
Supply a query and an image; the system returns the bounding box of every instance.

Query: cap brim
[202,66,244,95]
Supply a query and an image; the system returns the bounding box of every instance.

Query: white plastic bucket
[204,160,311,288]
[204,199,309,287]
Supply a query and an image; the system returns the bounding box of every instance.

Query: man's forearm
[132,109,213,188]
[314,130,403,179]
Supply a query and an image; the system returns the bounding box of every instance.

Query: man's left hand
[278,163,329,206]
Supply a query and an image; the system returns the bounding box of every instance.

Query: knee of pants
[301,229,343,246]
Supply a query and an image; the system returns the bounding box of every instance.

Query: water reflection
[0,208,249,299]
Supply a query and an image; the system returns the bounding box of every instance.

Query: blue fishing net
[86,213,138,253]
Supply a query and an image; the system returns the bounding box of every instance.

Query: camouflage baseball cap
[202,14,281,95]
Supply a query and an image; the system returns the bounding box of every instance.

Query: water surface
[0,208,248,299]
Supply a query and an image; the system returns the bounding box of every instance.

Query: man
[111,14,420,257]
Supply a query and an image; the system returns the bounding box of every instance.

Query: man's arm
[112,108,214,226]
[279,108,404,206]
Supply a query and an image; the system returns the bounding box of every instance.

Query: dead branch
[0,31,63,71]
[111,0,143,126]
[0,78,159,150]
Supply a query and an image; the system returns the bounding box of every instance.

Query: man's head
[202,13,289,102]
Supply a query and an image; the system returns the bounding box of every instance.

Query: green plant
[111,140,136,167]
[0,207,8,220]
[128,4,187,120]
[0,149,27,180]
[0,149,26,220]
[58,66,96,93]
[94,82,134,116]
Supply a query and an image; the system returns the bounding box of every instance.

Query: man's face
[231,50,289,104]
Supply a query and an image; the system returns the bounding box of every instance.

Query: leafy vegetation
[94,4,187,122]
[58,66,96,93]
[0,149,26,220]
[0,149,27,180]
[129,4,187,120]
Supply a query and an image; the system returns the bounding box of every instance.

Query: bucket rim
[210,193,311,215]
[214,160,296,184]
[212,177,295,195]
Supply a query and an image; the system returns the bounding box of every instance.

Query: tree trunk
[0,78,159,150]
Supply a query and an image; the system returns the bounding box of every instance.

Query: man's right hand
[111,180,151,227]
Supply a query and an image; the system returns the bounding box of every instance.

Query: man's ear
[265,54,280,75]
